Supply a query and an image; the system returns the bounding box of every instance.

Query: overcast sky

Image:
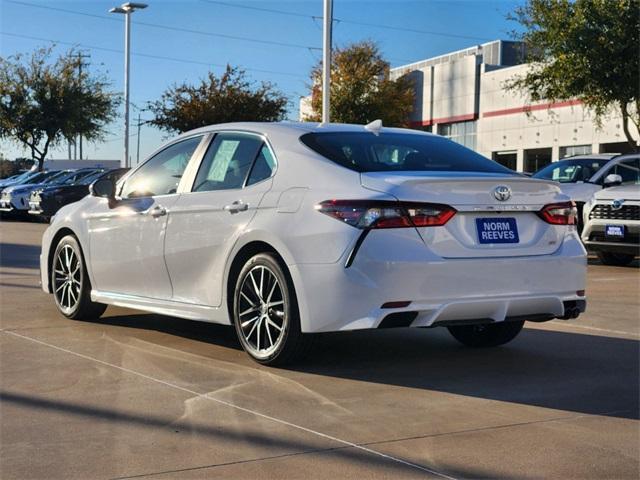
[0,0,521,165]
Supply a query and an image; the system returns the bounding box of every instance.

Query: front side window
[533,159,610,183]
[121,136,202,198]
[22,172,50,184]
[300,131,512,174]
[57,169,99,186]
[192,133,264,192]
[608,159,640,184]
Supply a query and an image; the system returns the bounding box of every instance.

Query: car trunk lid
[361,172,569,258]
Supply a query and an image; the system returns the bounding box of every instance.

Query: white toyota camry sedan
[40,122,587,365]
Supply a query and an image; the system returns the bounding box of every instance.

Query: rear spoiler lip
[359,171,561,187]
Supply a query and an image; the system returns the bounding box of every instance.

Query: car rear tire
[597,251,635,266]
[51,235,107,320]
[233,253,310,366]
[447,320,524,348]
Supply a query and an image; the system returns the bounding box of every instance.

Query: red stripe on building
[482,99,582,118]
[409,113,476,128]
[409,100,582,127]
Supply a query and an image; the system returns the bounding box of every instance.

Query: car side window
[610,159,640,184]
[192,133,263,192]
[246,145,276,186]
[120,136,202,198]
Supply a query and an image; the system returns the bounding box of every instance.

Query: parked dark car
[29,168,129,220]
[1,169,103,217]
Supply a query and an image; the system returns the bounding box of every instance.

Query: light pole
[322,0,333,124]
[109,2,147,168]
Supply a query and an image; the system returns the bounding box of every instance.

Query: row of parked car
[532,152,639,266]
[0,167,128,221]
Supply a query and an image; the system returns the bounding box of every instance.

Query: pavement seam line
[2,329,456,480]
[110,445,355,480]
[358,408,637,448]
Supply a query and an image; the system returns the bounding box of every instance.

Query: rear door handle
[148,205,167,218]
[224,201,249,213]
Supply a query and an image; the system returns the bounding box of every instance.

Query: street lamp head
[109,2,147,14]
[123,2,148,10]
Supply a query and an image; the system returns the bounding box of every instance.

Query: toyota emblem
[493,185,512,202]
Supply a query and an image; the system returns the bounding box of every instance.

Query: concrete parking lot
[1,219,638,479]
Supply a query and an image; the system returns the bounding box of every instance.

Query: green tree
[147,65,288,133]
[306,41,415,127]
[0,47,120,170]
[507,0,639,149]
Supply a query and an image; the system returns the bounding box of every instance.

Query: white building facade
[389,40,635,172]
[305,40,633,173]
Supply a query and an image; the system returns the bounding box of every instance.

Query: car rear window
[300,132,514,174]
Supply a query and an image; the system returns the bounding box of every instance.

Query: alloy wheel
[53,244,82,314]
[237,265,287,359]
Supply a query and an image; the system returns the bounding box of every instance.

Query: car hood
[2,183,46,194]
[553,182,601,203]
[593,184,640,201]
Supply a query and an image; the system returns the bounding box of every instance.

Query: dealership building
[301,40,634,172]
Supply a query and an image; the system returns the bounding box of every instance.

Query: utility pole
[322,0,333,124]
[73,52,91,160]
[136,112,142,166]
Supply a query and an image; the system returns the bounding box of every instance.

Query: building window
[600,142,636,155]
[437,120,477,151]
[524,147,552,173]
[560,145,592,158]
[492,151,517,171]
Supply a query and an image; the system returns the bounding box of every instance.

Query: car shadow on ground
[95,312,639,421]
[0,243,41,269]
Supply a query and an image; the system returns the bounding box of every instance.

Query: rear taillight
[537,201,577,225]
[316,200,456,229]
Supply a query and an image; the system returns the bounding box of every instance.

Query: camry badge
[493,185,511,202]
[612,199,624,210]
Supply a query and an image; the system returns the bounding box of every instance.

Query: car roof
[610,153,640,161]
[557,154,618,162]
[176,121,432,140]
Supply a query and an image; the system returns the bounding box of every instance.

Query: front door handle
[224,201,249,214]
[148,205,167,218]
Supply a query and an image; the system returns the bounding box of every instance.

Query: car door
[164,131,277,307]
[87,135,206,299]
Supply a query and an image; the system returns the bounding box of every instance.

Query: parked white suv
[582,180,640,266]
[533,154,640,231]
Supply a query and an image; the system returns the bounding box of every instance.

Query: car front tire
[447,320,524,348]
[597,251,636,266]
[51,235,107,320]
[233,253,310,366]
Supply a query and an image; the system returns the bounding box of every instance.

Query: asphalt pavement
[1,219,638,479]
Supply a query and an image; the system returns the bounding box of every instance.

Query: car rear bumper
[290,229,587,333]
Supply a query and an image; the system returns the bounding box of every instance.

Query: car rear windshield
[300,132,515,174]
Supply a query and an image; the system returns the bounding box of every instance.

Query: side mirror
[603,173,623,187]
[90,177,116,200]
